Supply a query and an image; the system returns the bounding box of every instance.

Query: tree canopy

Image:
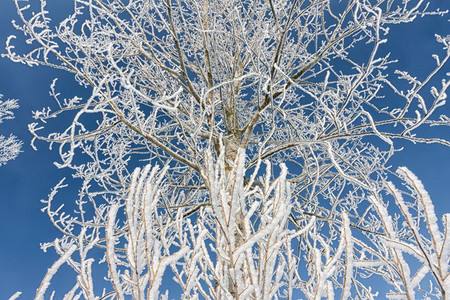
[3,0,450,299]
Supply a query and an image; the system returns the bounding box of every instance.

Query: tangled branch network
[3,0,450,299]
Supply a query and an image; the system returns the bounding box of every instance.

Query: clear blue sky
[0,1,448,298]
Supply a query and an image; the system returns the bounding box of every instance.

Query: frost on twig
[0,96,21,166]
[31,148,449,299]
[36,149,322,299]
[369,167,449,300]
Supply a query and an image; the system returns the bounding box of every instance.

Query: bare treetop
[4,0,449,299]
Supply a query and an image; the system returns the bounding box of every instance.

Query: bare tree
[4,0,449,298]
[0,96,21,166]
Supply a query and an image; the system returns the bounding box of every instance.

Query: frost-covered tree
[0,96,21,167]
[4,0,450,299]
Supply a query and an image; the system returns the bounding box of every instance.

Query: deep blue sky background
[0,1,448,298]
